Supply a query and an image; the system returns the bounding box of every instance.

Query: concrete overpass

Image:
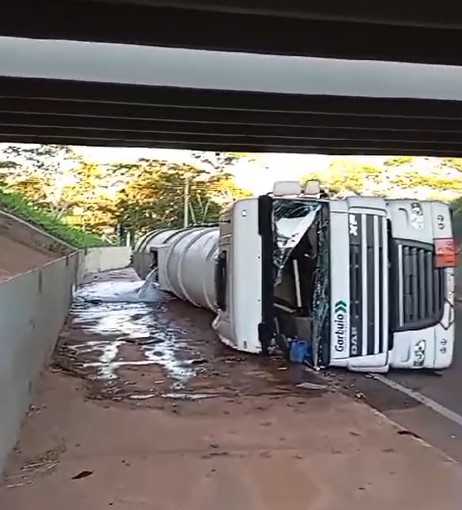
[2,37,462,155]
[1,1,462,64]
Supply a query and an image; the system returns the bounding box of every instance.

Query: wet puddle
[55,273,202,398]
[53,269,328,403]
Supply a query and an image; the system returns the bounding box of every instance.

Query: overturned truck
[133,181,455,373]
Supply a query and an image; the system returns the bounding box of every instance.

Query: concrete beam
[1,38,462,154]
[1,2,462,64]
[1,37,462,100]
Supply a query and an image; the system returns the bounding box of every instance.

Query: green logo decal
[333,300,348,353]
[334,300,347,314]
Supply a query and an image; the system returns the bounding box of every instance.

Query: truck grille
[348,213,388,357]
[392,241,445,330]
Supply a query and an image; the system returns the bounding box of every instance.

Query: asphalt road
[387,310,462,417]
[329,307,462,463]
[73,269,462,464]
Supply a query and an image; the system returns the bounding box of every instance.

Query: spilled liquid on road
[67,277,198,391]
[53,269,327,404]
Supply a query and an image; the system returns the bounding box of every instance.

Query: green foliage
[302,156,462,200]
[9,144,462,245]
[451,197,462,242]
[0,145,252,243]
[0,187,107,248]
[389,169,462,191]
[3,144,80,173]
[3,144,84,218]
[302,155,462,241]
[440,158,462,172]
[115,159,251,233]
[192,151,243,171]
[383,156,414,167]
[302,158,386,196]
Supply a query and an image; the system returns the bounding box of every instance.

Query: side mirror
[304,180,321,196]
[273,181,302,196]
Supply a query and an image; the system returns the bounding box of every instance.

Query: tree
[301,158,386,196]
[438,158,462,172]
[115,158,251,234]
[0,145,252,240]
[1,145,127,232]
[2,144,83,217]
[191,151,256,173]
[0,160,18,189]
[63,162,120,233]
[3,145,80,185]
[383,156,415,167]
[302,156,462,201]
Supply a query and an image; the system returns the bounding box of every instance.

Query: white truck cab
[213,183,456,372]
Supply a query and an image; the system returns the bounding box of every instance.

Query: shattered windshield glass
[272,199,321,285]
[272,198,329,367]
[311,214,330,368]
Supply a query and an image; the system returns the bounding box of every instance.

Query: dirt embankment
[0,210,71,282]
[0,232,58,282]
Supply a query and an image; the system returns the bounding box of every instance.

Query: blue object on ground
[305,342,313,364]
[289,339,310,363]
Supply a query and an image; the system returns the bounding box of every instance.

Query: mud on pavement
[52,268,328,409]
[2,269,462,510]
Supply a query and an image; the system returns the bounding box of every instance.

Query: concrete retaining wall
[0,246,131,474]
[81,247,131,276]
[0,253,79,474]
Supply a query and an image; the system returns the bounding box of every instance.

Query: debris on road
[2,269,461,510]
[296,382,326,391]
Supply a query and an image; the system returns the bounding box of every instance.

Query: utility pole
[183,173,190,227]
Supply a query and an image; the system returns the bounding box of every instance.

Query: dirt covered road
[1,269,461,509]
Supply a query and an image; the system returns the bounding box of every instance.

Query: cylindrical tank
[133,226,219,312]
[133,228,178,279]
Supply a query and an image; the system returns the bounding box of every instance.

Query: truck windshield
[273,199,321,284]
[271,198,330,367]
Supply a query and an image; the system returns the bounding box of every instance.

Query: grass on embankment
[0,189,108,249]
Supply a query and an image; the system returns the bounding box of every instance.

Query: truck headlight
[413,339,426,367]
[410,203,424,230]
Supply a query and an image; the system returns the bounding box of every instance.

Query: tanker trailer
[132,207,266,354]
[133,226,219,310]
[133,181,455,373]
